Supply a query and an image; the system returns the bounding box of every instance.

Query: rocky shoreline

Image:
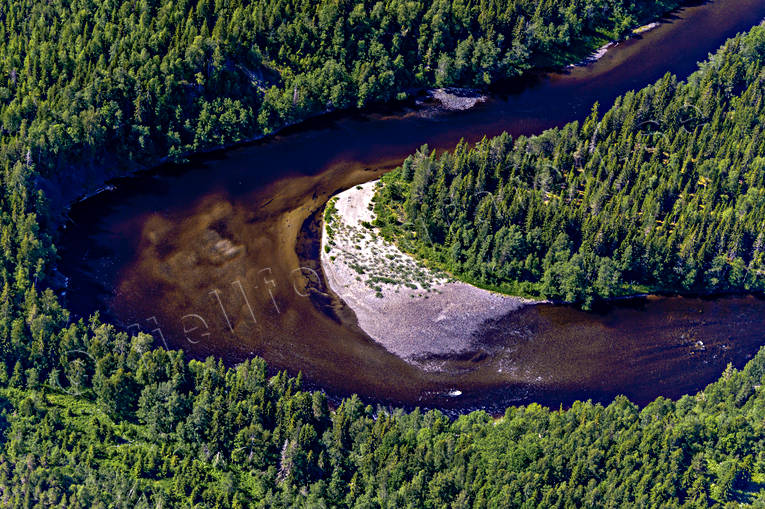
[426,88,487,111]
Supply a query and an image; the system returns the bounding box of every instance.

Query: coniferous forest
[0,0,761,506]
[375,28,765,308]
[0,0,680,180]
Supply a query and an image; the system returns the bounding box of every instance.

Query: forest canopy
[0,0,681,182]
[374,26,765,308]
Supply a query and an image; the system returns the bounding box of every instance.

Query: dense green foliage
[375,26,765,307]
[0,0,679,178]
[0,327,762,507]
[0,0,760,505]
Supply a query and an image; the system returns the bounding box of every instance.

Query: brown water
[60,0,765,411]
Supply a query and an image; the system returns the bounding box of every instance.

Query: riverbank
[54,6,683,216]
[567,21,662,68]
[321,180,537,365]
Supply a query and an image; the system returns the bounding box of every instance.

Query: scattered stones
[427,88,487,111]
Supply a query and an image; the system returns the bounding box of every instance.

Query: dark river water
[60,0,765,412]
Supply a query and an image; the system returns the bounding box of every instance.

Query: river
[59,0,765,412]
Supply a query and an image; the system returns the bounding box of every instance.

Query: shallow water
[60,0,765,410]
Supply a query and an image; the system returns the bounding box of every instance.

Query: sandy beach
[321,180,535,365]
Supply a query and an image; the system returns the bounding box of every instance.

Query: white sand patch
[568,21,662,69]
[321,180,535,363]
[567,41,616,68]
[632,22,660,35]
